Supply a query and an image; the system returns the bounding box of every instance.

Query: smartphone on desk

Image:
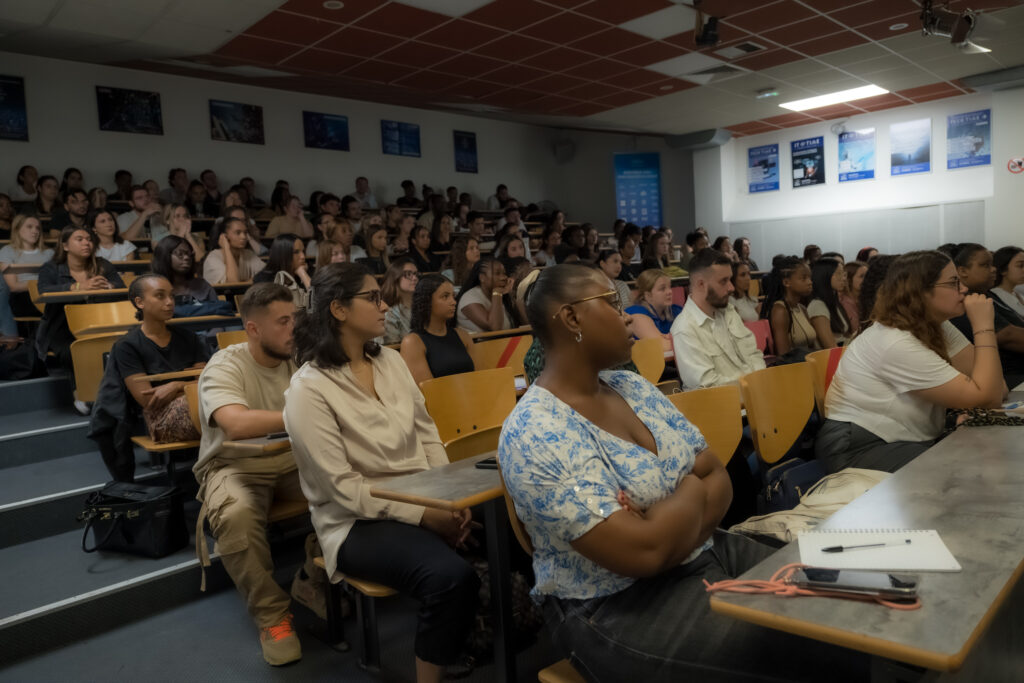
[788,567,919,599]
[475,456,499,470]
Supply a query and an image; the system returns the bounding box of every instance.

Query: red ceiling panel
[727,121,780,133]
[562,81,624,101]
[481,63,550,86]
[479,88,546,108]
[525,11,607,43]
[472,33,552,60]
[760,111,821,126]
[521,46,596,71]
[603,68,669,88]
[392,69,458,91]
[353,3,449,37]
[281,48,362,74]
[791,30,866,57]
[733,48,802,71]
[664,22,753,52]
[804,103,865,119]
[433,53,506,78]
[377,41,460,68]
[565,58,634,80]
[443,79,504,98]
[905,90,964,104]
[855,92,909,108]
[596,90,655,108]
[417,19,505,50]
[521,94,583,112]
[317,27,393,58]
[761,16,846,46]
[829,0,920,28]
[215,35,299,64]
[464,0,561,31]
[542,0,590,7]
[855,14,921,40]
[555,101,612,116]
[809,0,873,11]
[613,41,687,67]
[343,59,412,84]
[244,10,340,45]
[525,72,590,92]
[725,1,817,33]
[699,0,777,19]
[569,27,649,56]
[632,78,697,95]
[898,82,963,99]
[277,0,382,24]
[577,0,674,25]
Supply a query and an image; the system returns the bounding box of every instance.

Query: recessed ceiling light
[323,1,344,9]
[889,22,909,31]
[780,84,888,111]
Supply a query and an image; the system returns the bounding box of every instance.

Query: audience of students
[729,261,760,322]
[407,225,439,274]
[0,215,53,317]
[625,269,681,352]
[440,236,479,288]
[10,165,38,203]
[87,187,107,212]
[381,257,418,344]
[151,235,217,311]
[456,257,515,333]
[118,185,162,240]
[31,175,59,219]
[400,273,476,385]
[49,188,89,235]
[355,223,390,275]
[991,245,1024,318]
[494,233,526,262]
[533,226,561,267]
[761,255,820,359]
[90,209,137,262]
[254,234,311,307]
[265,196,313,239]
[596,249,632,308]
[203,217,266,284]
[807,257,851,348]
[856,246,879,262]
[841,260,867,333]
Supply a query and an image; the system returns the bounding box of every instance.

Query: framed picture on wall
[96,86,163,135]
[947,109,991,169]
[454,130,478,173]
[381,120,420,157]
[791,136,825,188]
[303,111,350,151]
[838,128,875,182]
[613,153,662,226]
[747,144,779,193]
[890,118,931,176]
[210,99,265,145]
[0,75,29,141]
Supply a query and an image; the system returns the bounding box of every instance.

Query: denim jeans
[543,531,870,683]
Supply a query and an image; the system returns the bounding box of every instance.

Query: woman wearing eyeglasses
[817,250,1006,474]
[499,263,868,682]
[285,263,479,683]
[381,257,418,344]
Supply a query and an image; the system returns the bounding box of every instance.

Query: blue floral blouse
[499,370,710,601]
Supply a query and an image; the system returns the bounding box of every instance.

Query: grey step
[0,408,93,469]
[0,375,72,417]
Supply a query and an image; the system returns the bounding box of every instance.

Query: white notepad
[797,529,961,572]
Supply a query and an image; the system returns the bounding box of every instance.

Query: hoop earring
[575,331,582,343]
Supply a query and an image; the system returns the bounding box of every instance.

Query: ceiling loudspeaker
[552,139,576,164]
[663,128,732,150]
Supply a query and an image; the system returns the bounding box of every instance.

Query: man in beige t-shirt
[194,283,307,666]
[202,217,266,283]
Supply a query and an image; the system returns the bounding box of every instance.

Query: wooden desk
[370,452,517,683]
[710,426,1024,678]
[2,263,41,275]
[469,325,532,342]
[34,288,129,304]
[111,259,153,273]
[74,315,240,337]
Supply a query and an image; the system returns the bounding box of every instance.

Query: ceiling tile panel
[804,102,865,119]
[353,3,449,37]
[278,0,383,24]
[555,101,612,116]
[482,63,550,86]
[613,41,687,67]
[569,27,649,55]
[343,59,411,83]
[603,68,669,88]
[732,48,802,70]
[521,46,596,70]
[700,0,780,19]
[215,35,299,64]
[244,10,340,44]
[576,0,675,25]
[464,0,561,31]
[903,90,963,104]
[417,19,505,48]
[472,33,553,59]
[479,87,546,108]
[596,89,655,107]
[391,69,457,89]
[564,58,634,80]
[761,16,845,45]
[727,120,780,133]
[441,78,504,98]
[542,0,590,7]
[521,94,583,112]
[855,13,922,40]
[317,27,394,57]
[280,47,362,73]
[898,82,963,99]
[855,92,910,108]
[760,111,821,126]
[725,1,817,33]
[433,52,506,77]
[829,0,920,28]
[791,30,867,57]
[664,22,751,51]
[632,78,698,95]
[377,40,460,67]
[525,11,607,43]
[526,72,591,91]
[562,81,624,100]
[858,97,912,112]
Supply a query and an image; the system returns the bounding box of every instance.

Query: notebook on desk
[797,529,961,572]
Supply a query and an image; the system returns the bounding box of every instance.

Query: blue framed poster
[454,130,477,173]
[303,111,349,151]
[381,120,420,157]
[0,75,28,141]
[747,144,779,193]
[838,128,875,182]
[96,86,163,135]
[791,136,824,188]
[614,153,662,225]
[947,109,991,169]
[209,99,264,145]
[890,118,931,176]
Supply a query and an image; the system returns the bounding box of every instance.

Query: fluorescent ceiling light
[779,84,888,111]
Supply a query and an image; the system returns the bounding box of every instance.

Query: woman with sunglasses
[817,250,1006,474]
[285,263,479,683]
[381,257,418,344]
[499,264,868,681]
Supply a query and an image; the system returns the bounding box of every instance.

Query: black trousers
[337,519,480,666]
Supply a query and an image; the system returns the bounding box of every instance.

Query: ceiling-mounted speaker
[663,128,732,150]
[552,138,576,164]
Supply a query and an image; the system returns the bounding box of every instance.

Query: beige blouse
[773,300,821,350]
[283,347,448,581]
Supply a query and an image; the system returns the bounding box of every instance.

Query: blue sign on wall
[747,144,779,193]
[614,153,662,225]
[381,120,420,157]
[947,109,991,169]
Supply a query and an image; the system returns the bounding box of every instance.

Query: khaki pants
[199,453,305,627]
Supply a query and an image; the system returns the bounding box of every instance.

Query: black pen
[822,539,912,553]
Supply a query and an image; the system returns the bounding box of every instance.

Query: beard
[260,340,293,361]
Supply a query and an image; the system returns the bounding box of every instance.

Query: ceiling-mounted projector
[920,0,1003,53]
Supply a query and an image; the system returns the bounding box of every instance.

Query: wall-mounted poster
[303,111,349,151]
[454,130,478,173]
[890,118,931,176]
[614,153,662,225]
[210,99,265,145]
[381,120,420,157]
[96,86,163,135]
[947,109,991,169]
[838,128,875,182]
[747,144,779,193]
[0,75,28,141]
[791,136,825,188]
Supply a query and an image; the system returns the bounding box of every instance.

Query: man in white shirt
[486,183,509,210]
[671,248,765,389]
[117,185,162,239]
[353,176,378,209]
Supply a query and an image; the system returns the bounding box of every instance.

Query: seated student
[340,195,364,235]
[991,245,1024,319]
[160,202,206,261]
[430,213,453,252]
[395,179,423,209]
[118,184,162,241]
[672,249,765,389]
[733,236,759,271]
[579,223,600,263]
[36,226,125,408]
[712,236,737,263]
[729,260,760,322]
[554,225,584,264]
[354,223,390,276]
[265,195,312,239]
[88,274,209,482]
[625,269,681,352]
[949,243,1024,389]
[858,254,896,326]
[679,230,708,270]
[494,232,526,262]
[159,168,188,205]
[194,283,314,666]
[803,244,822,265]
[0,275,17,342]
[640,231,672,271]
[456,256,514,333]
[0,215,54,317]
[818,251,1005,474]
[0,193,15,238]
[203,217,266,284]
[401,273,476,385]
[381,257,418,344]
[109,169,133,202]
[407,225,439,274]
[761,255,819,360]
[31,175,59,221]
[595,249,633,309]
[152,235,217,311]
[90,209,136,262]
[389,213,416,257]
[10,165,38,204]
[87,187,107,212]
[857,246,879,262]
[499,264,867,682]
[305,212,336,260]
[48,188,89,236]
[617,231,642,281]
[533,225,561,267]
[254,234,311,307]
[807,257,851,348]
[440,236,479,288]
[284,264,479,682]
[840,260,867,334]
[384,203,403,232]
[184,180,218,218]
[316,239,346,267]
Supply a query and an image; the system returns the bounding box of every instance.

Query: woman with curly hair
[441,236,480,288]
[400,273,476,385]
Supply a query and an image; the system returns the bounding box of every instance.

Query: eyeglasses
[932,277,962,290]
[553,290,622,318]
[401,270,420,280]
[353,289,383,307]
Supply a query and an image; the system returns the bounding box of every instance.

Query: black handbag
[79,482,188,558]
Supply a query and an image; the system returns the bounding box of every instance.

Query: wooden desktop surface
[369,452,502,511]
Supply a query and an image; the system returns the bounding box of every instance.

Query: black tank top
[417,327,474,379]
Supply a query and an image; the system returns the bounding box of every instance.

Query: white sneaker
[73,400,90,415]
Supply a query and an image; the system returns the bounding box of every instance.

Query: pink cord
[704,562,921,611]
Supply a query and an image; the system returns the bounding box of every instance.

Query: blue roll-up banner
[747,144,779,193]
[947,109,991,169]
[614,153,662,225]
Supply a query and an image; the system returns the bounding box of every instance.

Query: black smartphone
[475,457,499,470]
[266,431,288,440]
[789,567,919,599]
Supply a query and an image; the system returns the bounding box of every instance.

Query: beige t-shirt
[283,347,448,581]
[194,343,298,481]
[202,248,265,283]
[265,215,307,238]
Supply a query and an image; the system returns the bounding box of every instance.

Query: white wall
[0,51,694,231]
[987,86,1024,250]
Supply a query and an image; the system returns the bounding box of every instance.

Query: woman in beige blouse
[284,262,478,683]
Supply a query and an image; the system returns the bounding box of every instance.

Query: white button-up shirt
[670,297,765,389]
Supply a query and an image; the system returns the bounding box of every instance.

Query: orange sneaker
[259,613,301,666]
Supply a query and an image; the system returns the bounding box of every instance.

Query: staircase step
[0,375,73,417]
[0,408,93,469]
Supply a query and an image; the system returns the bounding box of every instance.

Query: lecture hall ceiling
[1,0,1023,135]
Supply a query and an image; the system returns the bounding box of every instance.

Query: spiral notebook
[797,529,961,572]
